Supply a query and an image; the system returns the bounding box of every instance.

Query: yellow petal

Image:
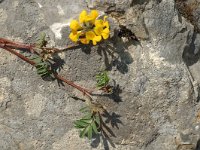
[80,38,89,44]
[79,10,87,23]
[86,31,102,45]
[69,32,79,42]
[84,17,94,23]
[84,10,99,23]
[103,21,109,28]
[86,31,95,40]
[92,36,101,45]
[102,33,109,39]
[94,35,102,42]
[102,28,110,39]
[90,10,99,20]
[103,28,110,34]
[94,26,103,36]
[95,19,103,27]
[92,40,97,45]
[70,20,81,31]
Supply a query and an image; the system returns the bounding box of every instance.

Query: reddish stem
[0,45,92,95]
[0,37,78,54]
[0,38,35,50]
[54,74,92,95]
[1,46,35,65]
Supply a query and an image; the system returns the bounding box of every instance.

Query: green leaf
[31,57,42,64]
[39,72,48,76]
[74,120,89,128]
[95,115,100,126]
[76,106,101,140]
[81,120,92,124]
[35,64,44,68]
[80,126,89,138]
[82,114,92,120]
[87,125,93,140]
[30,55,40,60]
[26,53,52,78]
[96,71,110,88]
[91,122,98,134]
[37,68,47,74]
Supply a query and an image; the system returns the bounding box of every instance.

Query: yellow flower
[79,10,99,24]
[70,20,82,31]
[69,20,83,42]
[86,31,102,45]
[79,10,87,23]
[94,26,110,40]
[94,16,110,39]
[69,10,110,45]
[69,19,83,43]
[69,32,79,42]
[95,16,109,28]
[80,37,89,44]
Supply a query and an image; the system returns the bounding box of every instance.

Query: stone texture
[0,0,200,150]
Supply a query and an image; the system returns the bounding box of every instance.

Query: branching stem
[0,37,79,54]
[0,43,92,96]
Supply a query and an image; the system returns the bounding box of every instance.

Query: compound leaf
[96,71,110,88]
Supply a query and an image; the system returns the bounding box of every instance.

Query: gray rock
[125,7,149,40]
[143,0,194,64]
[1,0,200,150]
[194,34,200,55]
[86,0,132,13]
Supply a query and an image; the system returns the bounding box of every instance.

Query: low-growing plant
[74,106,100,139]
[0,9,119,147]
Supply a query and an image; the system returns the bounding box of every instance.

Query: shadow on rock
[196,139,200,150]
[103,111,123,129]
[91,111,123,150]
[91,134,115,150]
[182,33,200,66]
[51,53,65,73]
[109,82,123,103]
[92,80,123,103]
[41,53,66,82]
[66,28,136,74]
[96,30,136,74]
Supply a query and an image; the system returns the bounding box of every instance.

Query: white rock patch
[50,22,70,39]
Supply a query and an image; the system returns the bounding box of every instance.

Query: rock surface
[1,0,200,150]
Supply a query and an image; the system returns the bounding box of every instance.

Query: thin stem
[1,46,35,65]
[53,74,93,95]
[0,37,79,54]
[0,38,35,50]
[53,44,80,54]
[0,45,92,96]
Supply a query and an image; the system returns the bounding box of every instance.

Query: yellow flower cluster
[69,10,110,45]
